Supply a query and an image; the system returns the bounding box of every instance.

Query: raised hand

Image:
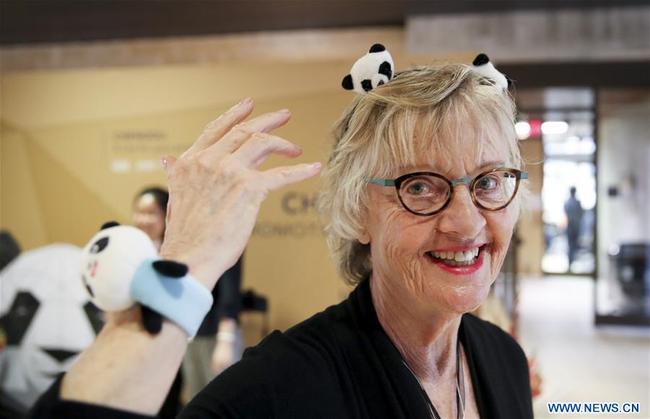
[58,99,320,414]
[159,98,321,289]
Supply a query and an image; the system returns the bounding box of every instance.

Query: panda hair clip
[342,43,394,93]
[81,222,213,338]
[471,53,511,91]
[341,44,510,94]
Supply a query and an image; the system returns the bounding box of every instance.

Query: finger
[183,98,254,157]
[235,133,303,168]
[208,109,291,157]
[260,162,322,191]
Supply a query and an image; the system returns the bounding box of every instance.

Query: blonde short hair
[319,64,523,285]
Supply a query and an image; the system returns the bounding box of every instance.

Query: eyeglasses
[368,168,528,216]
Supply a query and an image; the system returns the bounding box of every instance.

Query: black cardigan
[196,257,242,336]
[32,279,533,419]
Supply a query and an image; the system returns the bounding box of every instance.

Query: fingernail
[312,162,322,169]
[278,108,290,114]
[228,97,252,112]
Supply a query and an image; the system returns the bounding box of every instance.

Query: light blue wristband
[130,259,213,338]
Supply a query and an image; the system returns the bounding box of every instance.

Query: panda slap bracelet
[81,222,213,337]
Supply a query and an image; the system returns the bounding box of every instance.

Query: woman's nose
[435,186,486,239]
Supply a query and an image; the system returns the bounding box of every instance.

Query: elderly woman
[33,62,532,419]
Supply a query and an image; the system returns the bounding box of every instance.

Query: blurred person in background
[132,187,169,252]
[132,187,184,418]
[564,186,584,268]
[132,187,243,403]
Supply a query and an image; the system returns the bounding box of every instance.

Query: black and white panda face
[342,43,395,94]
[82,235,107,300]
[81,225,157,312]
[81,236,110,297]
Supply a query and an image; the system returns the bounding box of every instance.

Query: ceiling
[1,0,646,46]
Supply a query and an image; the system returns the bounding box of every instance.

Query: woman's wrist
[158,247,226,291]
[104,305,143,328]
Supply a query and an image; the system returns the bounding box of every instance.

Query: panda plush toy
[342,43,394,93]
[81,222,203,335]
[471,53,511,91]
[81,222,157,311]
[81,222,194,334]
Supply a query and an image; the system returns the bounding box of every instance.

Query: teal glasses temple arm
[368,178,395,187]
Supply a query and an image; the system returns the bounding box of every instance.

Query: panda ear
[378,61,393,79]
[342,74,354,90]
[100,221,120,231]
[472,53,490,66]
[369,43,386,53]
[152,260,188,278]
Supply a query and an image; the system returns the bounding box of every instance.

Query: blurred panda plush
[81,222,192,334]
[471,53,510,91]
[0,244,103,413]
[342,43,394,93]
[81,222,157,311]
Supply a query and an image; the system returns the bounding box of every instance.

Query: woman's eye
[477,176,498,190]
[401,176,447,201]
[406,181,430,195]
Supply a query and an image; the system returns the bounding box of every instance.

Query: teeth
[431,247,480,262]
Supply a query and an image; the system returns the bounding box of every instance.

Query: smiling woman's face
[362,133,518,317]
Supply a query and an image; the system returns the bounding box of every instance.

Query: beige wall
[1,61,364,333]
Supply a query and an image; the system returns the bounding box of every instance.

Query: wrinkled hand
[159,98,320,289]
[211,338,241,375]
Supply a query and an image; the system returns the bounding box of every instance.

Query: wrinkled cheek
[384,241,427,294]
[405,259,428,296]
[383,239,407,273]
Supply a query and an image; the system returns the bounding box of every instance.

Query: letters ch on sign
[281,192,319,215]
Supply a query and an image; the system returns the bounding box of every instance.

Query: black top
[197,257,242,336]
[31,279,533,419]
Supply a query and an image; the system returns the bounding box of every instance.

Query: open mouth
[425,245,487,271]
